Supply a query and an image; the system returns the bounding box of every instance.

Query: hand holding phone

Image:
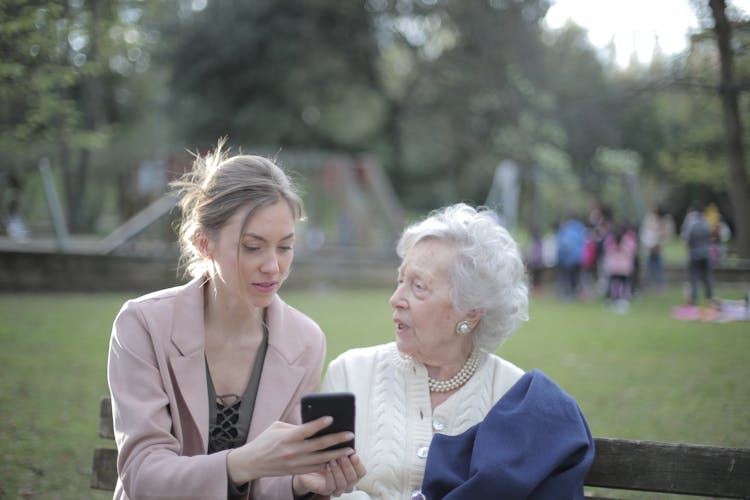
[301,392,355,450]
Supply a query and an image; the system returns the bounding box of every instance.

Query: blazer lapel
[248,295,306,441]
[168,277,210,451]
[164,287,310,448]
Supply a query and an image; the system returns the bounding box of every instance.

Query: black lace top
[206,313,269,454]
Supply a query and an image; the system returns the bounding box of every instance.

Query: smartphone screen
[301,392,355,450]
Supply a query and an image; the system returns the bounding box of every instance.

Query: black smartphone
[300,392,355,450]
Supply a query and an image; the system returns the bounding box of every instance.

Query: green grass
[0,295,117,500]
[1,285,748,499]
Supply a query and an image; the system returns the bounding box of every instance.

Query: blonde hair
[171,139,304,279]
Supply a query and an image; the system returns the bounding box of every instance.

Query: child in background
[526,227,544,293]
[603,224,638,313]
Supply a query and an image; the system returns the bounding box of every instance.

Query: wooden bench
[92,396,750,497]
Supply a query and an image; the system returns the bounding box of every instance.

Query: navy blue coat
[421,369,595,499]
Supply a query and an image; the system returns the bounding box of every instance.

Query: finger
[341,454,366,492]
[328,460,347,497]
[324,465,336,495]
[335,455,359,486]
[315,466,336,497]
[292,463,330,476]
[298,416,334,439]
[331,459,355,495]
[334,456,363,494]
[351,453,367,479]
[306,430,355,453]
[288,441,355,472]
[287,446,354,473]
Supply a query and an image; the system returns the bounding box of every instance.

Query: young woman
[108,141,365,499]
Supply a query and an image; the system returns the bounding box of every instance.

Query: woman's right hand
[226,417,356,485]
[293,453,367,497]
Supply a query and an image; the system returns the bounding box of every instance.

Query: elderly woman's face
[390,239,466,364]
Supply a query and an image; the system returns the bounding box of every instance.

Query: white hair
[396,203,529,351]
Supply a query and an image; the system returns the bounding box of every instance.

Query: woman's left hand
[294,453,366,497]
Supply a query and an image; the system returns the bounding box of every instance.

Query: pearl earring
[456,320,472,336]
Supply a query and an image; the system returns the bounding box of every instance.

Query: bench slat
[586,437,750,498]
[98,395,114,439]
[94,396,117,490]
[91,447,118,490]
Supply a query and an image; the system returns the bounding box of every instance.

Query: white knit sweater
[320,342,524,499]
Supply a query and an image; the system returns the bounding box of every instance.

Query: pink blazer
[108,277,326,499]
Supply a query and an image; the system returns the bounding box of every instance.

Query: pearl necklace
[427,350,480,393]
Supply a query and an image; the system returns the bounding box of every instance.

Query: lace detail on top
[209,393,243,453]
[206,309,269,455]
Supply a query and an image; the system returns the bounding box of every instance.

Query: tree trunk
[709,0,750,259]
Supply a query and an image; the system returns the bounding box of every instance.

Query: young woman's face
[207,200,295,308]
[389,239,467,364]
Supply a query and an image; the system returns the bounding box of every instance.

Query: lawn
[0,284,748,499]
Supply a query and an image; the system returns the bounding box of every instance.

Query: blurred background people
[680,203,715,307]
[1,171,29,242]
[603,223,638,313]
[703,202,733,266]
[580,227,600,300]
[526,226,544,293]
[588,204,613,298]
[556,213,587,300]
[640,204,674,293]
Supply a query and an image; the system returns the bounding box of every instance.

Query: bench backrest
[93,396,750,497]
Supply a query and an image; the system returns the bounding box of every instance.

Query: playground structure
[277,151,404,259]
[5,151,404,257]
[0,152,404,292]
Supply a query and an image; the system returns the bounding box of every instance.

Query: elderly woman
[321,203,594,499]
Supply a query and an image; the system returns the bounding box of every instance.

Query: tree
[166,0,384,153]
[595,1,750,255]
[708,0,750,258]
[367,0,562,210]
[542,23,622,192]
[166,0,583,217]
[0,1,80,207]
[0,0,165,233]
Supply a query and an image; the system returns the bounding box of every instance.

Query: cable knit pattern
[368,346,408,495]
[321,343,524,499]
[436,353,493,434]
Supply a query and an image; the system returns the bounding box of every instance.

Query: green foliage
[0,2,76,152]
[392,0,557,206]
[166,0,384,151]
[0,0,170,232]
[2,0,748,250]
[542,23,621,182]
[645,88,727,188]
[612,7,750,238]
[592,147,642,175]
